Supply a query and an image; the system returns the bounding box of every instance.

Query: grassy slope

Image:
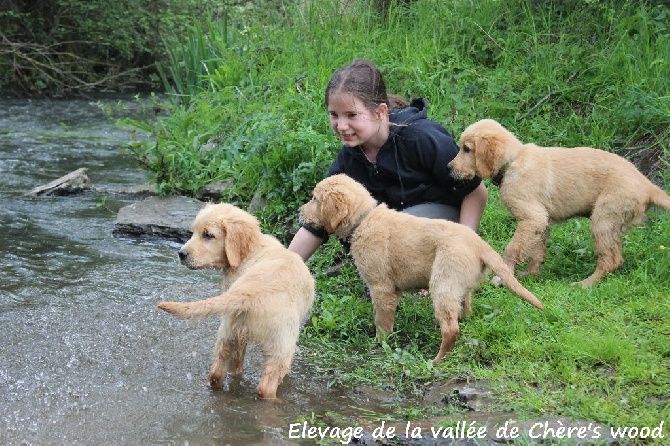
[302,188,670,430]
[138,0,670,434]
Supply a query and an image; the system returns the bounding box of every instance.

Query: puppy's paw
[490,276,504,287]
[256,377,280,399]
[571,279,594,289]
[208,371,224,389]
[256,386,278,399]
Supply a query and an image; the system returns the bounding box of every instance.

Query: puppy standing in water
[158,204,315,399]
[299,174,543,362]
[449,119,670,287]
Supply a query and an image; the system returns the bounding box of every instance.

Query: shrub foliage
[124,0,668,232]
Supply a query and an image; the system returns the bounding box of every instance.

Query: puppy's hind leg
[575,210,625,288]
[256,351,294,399]
[208,322,248,389]
[460,292,473,319]
[431,291,462,363]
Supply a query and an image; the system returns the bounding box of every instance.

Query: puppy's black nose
[178,249,188,262]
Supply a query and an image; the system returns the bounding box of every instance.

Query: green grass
[300,188,670,433]
[125,0,670,438]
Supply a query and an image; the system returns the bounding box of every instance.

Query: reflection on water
[0,97,399,445]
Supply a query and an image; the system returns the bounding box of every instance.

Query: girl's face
[327,93,389,151]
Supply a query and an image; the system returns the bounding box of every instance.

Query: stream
[0,96,398,445]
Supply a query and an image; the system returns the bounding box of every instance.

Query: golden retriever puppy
[450,118,670,288]
[157,203,314,399]
[299,174,543,362]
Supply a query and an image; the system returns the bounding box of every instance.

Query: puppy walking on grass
[449,118,670,288]
[158,203,314,399]
[299,174,543,362]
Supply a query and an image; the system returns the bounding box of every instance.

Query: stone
[112,195,207,242]
[112,183,159,198]
[195,179,234,201]
[423,378,498,412]
[27,167,92,196]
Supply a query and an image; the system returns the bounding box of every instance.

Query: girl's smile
[327,93,389,152]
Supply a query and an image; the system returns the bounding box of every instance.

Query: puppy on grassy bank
[449,118,670,288]
[299,174,543,362]
[158,203,314,399]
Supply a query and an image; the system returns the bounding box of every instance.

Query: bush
[0,0,254,95]
[127,0,668,229]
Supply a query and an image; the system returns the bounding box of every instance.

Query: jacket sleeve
[415,121,482,199]
[301,221,329,240]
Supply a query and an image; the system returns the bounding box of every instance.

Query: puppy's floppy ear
[321,189,349,233]
[221,218,259,268]
[474,135,503,178]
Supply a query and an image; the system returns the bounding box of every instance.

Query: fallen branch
[0,31,155,95]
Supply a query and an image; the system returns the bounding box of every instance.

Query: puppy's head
[179,203,260,270]
[449,119,522,179]
[299,174,375,237]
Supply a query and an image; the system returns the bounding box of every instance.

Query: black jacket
[327,97,481,209]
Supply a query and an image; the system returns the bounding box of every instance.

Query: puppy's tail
[481,248,544,311]
[649,185,670,212]
[158,292,248,321]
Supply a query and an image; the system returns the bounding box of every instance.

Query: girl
[289,59,488,261]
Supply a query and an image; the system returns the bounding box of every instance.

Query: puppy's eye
[203,231,215,240]
[462,144,471,153]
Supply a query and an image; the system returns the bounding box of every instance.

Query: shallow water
[0,97,396,445]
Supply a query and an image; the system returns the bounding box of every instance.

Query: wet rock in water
[113,196,207,242]
[110,183,159,198]
[27,167,92,196]
[423,378,498,413]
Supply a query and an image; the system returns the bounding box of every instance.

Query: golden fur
[157,203,314,399]
[299,174,543,362]
[450,118,670,287]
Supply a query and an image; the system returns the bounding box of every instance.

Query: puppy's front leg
[369,285,400,338]
[493,218,547,286]
[522,227,549,276]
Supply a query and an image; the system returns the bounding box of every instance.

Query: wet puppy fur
[157,203,314,399]
[299,174,543,362]
[449,118,670,287]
